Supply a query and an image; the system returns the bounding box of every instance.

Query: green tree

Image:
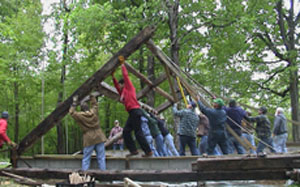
[0,0,44,146]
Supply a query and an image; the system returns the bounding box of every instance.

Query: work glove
[8,141,17,148]
[118,56,125,65]
[72,95,78,106]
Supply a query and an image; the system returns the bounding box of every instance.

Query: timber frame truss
[13,25,200,165]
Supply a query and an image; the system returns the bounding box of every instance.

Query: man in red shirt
[112,56,152,157]
[0,112,16,148]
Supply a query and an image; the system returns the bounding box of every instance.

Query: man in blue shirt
[224,99,247,154]
[197,97,230,155]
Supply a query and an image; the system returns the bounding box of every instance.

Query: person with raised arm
[112,56,152,157]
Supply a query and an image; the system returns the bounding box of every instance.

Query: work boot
[126,151,139,157]
[142,151,153,157]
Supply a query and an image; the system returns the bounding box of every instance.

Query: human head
[80,102,89,112]
[1,111,9,119]
[275,107,284,116]
[259,106,267,114]
[118,79,124,91]
[213,98,224,109]
[229,99,236,107]
[114,120,120,127]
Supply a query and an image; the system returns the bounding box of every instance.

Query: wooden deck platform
[8,153,300,182]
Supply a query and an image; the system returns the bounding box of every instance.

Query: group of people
[173,97,288,157]
[196,98,288,156]
[68,56,288,172]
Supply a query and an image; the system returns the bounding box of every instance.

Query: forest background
[0,0,299,156]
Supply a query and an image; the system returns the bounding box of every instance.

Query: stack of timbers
[191,153,300,181]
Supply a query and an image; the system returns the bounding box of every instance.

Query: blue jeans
[228,135,246,154]
[113,144,123,151]
[155,134,168,157]
[145,135,159,157]
[82,142,105,171]
[273,133,288,153]
[242,133,256,154]
[257,136,276,154]
[179,135,199,156]
[164,134,179,156]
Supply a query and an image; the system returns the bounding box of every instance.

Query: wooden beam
[136,73,167,99]
[156,91,184,113]
[163,64,178,102]
[146,40,209,106]
[17,25,156,156]
[104,132,122,148]
[0,168,290,182]
[125,63,174,102]
[96,82,157,113]
[192,154,300,172]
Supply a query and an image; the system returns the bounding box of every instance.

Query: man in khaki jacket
[69,94,107,171]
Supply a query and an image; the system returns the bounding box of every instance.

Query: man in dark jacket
[141,109,168,157]
[69,94,107,170]
[245,106,276,154]
[224,99,247,154]
[272,107,287,153]
[197,97,230,155]
[112,56,152,157]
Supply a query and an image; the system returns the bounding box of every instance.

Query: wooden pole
[163,64,178,102]
[125,62,174,102]
[124,177,142,187]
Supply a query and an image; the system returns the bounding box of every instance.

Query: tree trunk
[56,4,69,153]
[166,0,180,149]
[104,100,111,135]
[139,47,145,90]
[13,80,19,143]
[147,55,155,107]
[290,68,299,142]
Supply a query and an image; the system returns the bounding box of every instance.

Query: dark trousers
[179,135,199,156]
[123,108,151,154]
[207,131,230,155]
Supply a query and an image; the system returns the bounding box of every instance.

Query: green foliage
[0,0,298,156]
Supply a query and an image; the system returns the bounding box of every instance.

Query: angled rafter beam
[163,64,178,102]
[124,63,174,103]
[98,82,158,113]
[146,40,209,106]
[156,90,185,113]
[136,73,167,99]
[17,25,156,156]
